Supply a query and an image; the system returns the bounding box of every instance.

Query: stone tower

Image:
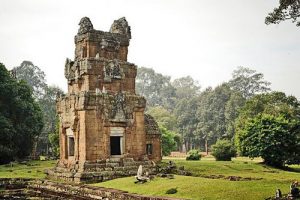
[48,17,161,182]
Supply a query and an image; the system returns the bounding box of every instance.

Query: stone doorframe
[110,127,125,157]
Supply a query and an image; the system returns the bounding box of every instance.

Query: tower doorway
[110,136,121,155]
[109,127,124,156]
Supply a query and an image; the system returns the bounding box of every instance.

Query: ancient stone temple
[47,17,161,182]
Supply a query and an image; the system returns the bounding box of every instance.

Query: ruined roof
[144,114,161,135]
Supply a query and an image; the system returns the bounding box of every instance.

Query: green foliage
[14,61,64,156]
[174,97,199,150]
[172,76,200,99]
[161,126,177,156]
[236,114,300,167]
[266,1,300,27]
[13,61,47,99]
[48,117,60,157]
[211,139,236,161]
[146,106,178,132]
[186,149,201,160]
[136,67,176,110]
[0,63,43,164]
[197,84,245,148]
[235,92,300,167]
[228,66,271,99]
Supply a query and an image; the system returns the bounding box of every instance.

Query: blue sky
[0,0,299,98]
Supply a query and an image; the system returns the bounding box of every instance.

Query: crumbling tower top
[74,17,131,61]
[65,17,137,94]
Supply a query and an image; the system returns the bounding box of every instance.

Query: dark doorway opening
[110,136,121,155]
[68,137,75,156]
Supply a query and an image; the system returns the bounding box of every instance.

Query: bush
[236,114,300,167]
[211,139,236,161]
[166,188,178,194]
[186,149,201,160]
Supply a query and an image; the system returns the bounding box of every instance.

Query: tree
[0,63,43,163]
[136,67,176,109]
[48,117,60,157]
[225,91,246,139]
[266,0,300,27]
[235,91,300,167]
[13,61,47,99]
[236,114,300,167]
[197,85,231,144]
[174,96,199,151]
[228,66,271,99]
[38,86,63,155]
[146,106,178,132]
[13,61,64,156]
[172,76,201,99]
[160,126,177,156]
[211,139,236,161]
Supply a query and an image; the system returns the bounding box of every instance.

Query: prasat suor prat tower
[47,17,161,182]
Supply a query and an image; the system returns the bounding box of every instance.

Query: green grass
[92,157,300,200]
[0,160,56,179]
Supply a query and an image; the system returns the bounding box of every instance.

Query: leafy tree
[174,97,199,151]
[48,117,60,157]
[197,84,231,144]
[228,66,271,99]
[235,91,300,167]
[160,126,177,156]
[13,61,64,156]
[136,67,176,109]
[38,86,63,155]
[224,91,246,139]
[236,114,300,167]
[211,139,236,161]
[13,61,47,99]
[266,0,300,27]
[172,76,201,99]
[0,63,43,163]
[146,106,178,131]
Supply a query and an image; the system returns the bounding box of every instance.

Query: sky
[0,0,299,98]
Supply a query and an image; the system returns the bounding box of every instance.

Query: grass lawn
[0,160,56,179]
[92,157,300,200]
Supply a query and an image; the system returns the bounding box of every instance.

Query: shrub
[166,188,178,194]
[186,149,201,160]
[236,114,300,167]
[211,139,236,161]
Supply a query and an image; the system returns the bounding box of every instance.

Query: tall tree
[13,61,47,99]
[37,86,64,154]
[196,84,245,151]
[228,66,271,99]
[0,63,43,163]
[146,106,178,132]
[174,96,199,151]
[235,91,300,159]
[136,67,176,110]
[13,61,64,156]
[172,76,201,99]
[266,0,300,27]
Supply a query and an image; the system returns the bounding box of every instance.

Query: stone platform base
[46,157,156,183]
